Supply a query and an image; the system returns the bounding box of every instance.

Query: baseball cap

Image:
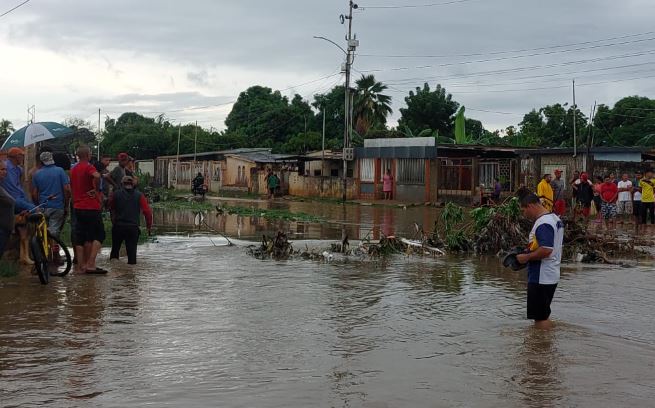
[39,151,55,166]
[118,152,129,160]
[7,147,24,157]
[554,169,562,174]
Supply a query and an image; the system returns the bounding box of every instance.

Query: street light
[313,36,347,56]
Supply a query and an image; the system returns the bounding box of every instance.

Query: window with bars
[396,159,425,184]
[360,158,375,182]
[479,162,499,188]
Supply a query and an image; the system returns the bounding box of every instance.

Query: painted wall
[224,156,256,187]
[288,173,357,200]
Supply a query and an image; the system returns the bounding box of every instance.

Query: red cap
[554,169,562,174]
[7,147,25,157]
[118,152,129,160]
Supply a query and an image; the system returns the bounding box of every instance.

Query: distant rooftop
[156,148,270,160]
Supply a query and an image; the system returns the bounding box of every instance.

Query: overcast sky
[1,0,655,134]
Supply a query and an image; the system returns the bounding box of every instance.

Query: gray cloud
[2,0,655,130]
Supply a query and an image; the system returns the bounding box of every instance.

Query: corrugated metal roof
[156,148,270,160]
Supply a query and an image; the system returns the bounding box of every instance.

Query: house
[435,145,520,204]
[154,148,270,192]
[355,137,439,202]
[518,147,655,192]
[223,150,298,195]
[288,150,357,199]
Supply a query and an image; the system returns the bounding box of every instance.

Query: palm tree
[0,119,15,145]
[353,74,392,136]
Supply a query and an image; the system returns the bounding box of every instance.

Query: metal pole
[176,124,181,189]
[322,109,326,176]
[572,79,577,158]
[97,108,101,159]
[194,120,198,170]
[342,0,354,203]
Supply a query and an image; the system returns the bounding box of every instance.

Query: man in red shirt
[600,174,619,231]
[70,145,106,274]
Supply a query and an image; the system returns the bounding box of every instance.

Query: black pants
[641,202,655,224]
[110,225,140,264]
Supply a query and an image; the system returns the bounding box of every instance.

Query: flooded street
[1,203,654,407]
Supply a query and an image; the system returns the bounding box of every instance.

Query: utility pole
[572,79,577,158]
[341,0,358,202]
[97,108,101,159]
[194,120,198,171]
[176,124,181,188]
[322,108,326,177]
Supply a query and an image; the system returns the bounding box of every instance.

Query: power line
[359,0,478,9]
[359,30,655,59]
[0,0,30,19]
[359,48,655,73]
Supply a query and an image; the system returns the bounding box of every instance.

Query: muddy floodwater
[1,200,654,407]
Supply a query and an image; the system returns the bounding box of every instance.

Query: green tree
[0,119,15,145]
[398,83,459,137]
[312,85,346,149]
[225,86,315,147]
[353,74,392,136]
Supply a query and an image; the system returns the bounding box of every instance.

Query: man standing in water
[516,191,564,329]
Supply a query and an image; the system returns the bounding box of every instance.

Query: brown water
[1,202,654,407]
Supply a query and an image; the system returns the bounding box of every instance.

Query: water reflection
[513,328,565,408]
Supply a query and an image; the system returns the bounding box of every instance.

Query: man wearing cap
[110,153,130,190]
[108,176,152,265]
[551,169,566,216]
[2,147,34,264]
[70,145,105,274]
[31,151,71,237]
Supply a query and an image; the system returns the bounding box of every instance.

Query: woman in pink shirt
[383,168,393,200]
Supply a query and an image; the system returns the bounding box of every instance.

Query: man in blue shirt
[31,151,71,236]
[1,147,33,264]
[1,147,32,212]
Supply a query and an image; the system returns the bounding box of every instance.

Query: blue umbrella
[1,122,75,150]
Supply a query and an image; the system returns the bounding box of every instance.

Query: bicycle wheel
[30,235,48,285]
[46,235,72,277]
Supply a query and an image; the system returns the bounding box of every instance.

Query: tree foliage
[398,83,459,137]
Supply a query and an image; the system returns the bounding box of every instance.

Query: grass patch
[151,199,214,211]
[0,259,19,278]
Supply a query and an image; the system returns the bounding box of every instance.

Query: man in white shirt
[516,191,564,330]
[616,173,633,224]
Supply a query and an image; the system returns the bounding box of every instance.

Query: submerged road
[1,202,653,407]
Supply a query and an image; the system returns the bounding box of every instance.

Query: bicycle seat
[27,213,43,223]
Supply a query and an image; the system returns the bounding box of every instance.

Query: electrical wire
[359,35,655,62]
[359,30,655,59]
[359,49,655,74]
[359,0,478,9]
[0,0,30,19]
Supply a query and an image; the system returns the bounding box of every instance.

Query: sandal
[84,268,109,275]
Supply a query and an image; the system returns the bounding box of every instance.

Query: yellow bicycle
[27,198,72,285]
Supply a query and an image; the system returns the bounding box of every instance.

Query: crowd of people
[0,145,153,275]
[535,169,654,231]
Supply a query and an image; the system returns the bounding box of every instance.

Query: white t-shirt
[527,213,564,285]
[617,180,632,202]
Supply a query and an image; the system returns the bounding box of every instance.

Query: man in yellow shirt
[537,174,554,211]
[639,169,655,226]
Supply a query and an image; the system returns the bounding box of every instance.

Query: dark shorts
[73,209,105,245]
[634,201,642,218]
[527,283,558,321]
